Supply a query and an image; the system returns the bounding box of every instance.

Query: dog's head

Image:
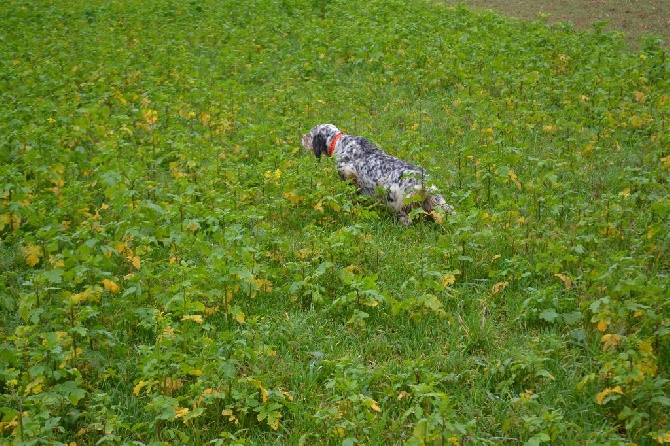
[302,124,340,158]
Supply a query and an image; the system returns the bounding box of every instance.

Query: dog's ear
[311,132,328,158]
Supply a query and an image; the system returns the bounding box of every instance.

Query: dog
[302,124,455,224]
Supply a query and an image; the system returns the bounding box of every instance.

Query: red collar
[328,132,344,156]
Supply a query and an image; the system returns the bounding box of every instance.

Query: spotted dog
[302,124,455,224]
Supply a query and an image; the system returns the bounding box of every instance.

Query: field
[448,0,670,49]
[1,0,669,444]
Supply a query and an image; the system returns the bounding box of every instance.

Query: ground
[446,0,669,48]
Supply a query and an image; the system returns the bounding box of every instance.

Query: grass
[1,0,669,444]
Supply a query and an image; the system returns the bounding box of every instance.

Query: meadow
[0,0,668,444]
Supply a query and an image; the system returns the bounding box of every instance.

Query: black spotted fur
[302,124,455,224]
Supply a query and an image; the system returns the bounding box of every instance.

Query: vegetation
[1,0,668,444]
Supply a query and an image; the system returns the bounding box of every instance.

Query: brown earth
[444,0,669,48]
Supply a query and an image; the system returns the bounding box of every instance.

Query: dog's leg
[423,195,456,215]
[337,163,359,187]
[397,211,411,225]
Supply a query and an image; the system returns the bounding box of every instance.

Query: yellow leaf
[24,376,44,396]
[252,278,274,293]
[554,273,572,289]
[313,201,324,213]
[142,109,158,126]
[600,333,622,351]
[182,315,203,324]
[102,279,120,294]
[222,409,239,424]
[637,358,658,378]
[1,213,20,231]
[634,90,646,103]
[204,306,219,315]
[630,115,644,129]
[282,191,303,204]
[370,403,382,412]
[491,281,509,295]
[171,169,187,180]
[654,431,670,443]
[130,256,141,269]
[174,406,189,419]
[397,390,411,400]
[520,389,534,400]
[115,241,127,255]
[441,273,456,287]
[430,210,444,224]
[279,388,294,402]
[70,291,86,304]
[22,244,42,267]
[235,311,245,324]
[596,386,623,405]
[448,437,461,446]
[639,340,654,355]
[163,377,183,394]
[577,373,596,390]
[597,319,608,332]
[508,170,517,181]
[133,380,149,396]
[25,253,40,266]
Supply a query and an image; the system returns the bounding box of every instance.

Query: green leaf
[42,268,63,284]
[651,395,670,407]
[526,432,550,446]
[539,308,559,323]
[562,311,582,325]
[54,381,86,405]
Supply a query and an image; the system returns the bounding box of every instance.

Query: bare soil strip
[445,0,669,48]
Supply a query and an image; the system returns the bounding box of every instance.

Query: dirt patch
[446,0,669,48]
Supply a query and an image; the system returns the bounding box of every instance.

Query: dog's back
[337,137,425,196]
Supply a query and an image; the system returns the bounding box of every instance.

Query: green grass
[1,0,669,444]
